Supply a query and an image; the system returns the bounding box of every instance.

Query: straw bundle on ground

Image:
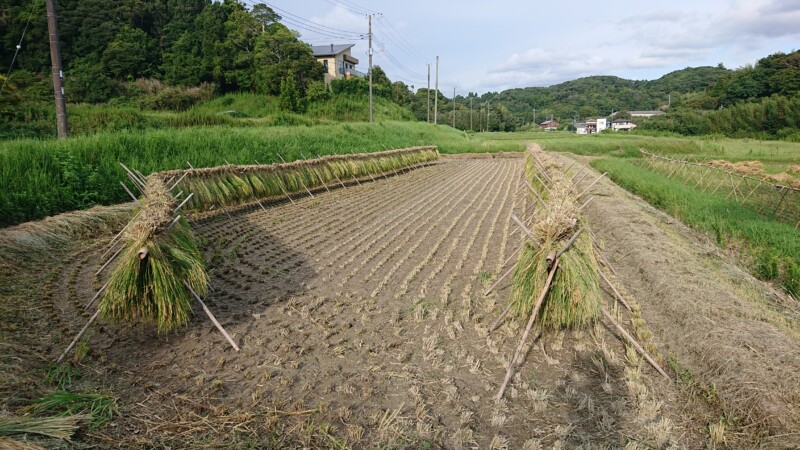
[162,147,439,212]
[99,176,207,334]
[510,149,601,330]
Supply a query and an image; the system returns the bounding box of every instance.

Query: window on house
[338,60,344,75]
[323,59,328,71]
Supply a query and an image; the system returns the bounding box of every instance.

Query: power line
[376,16,429,64]
[1,1,41,97]
[319,0,371,16]
[258,2,365,39]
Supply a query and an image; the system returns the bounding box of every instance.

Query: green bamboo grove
[510,151,601,330]
[99,147,439,333]
[163,147,440,212]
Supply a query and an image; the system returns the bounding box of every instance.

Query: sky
[263,0,800,94]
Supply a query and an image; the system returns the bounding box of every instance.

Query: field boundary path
[562,152,800,447]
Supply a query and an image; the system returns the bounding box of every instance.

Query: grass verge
[591,157,800,297]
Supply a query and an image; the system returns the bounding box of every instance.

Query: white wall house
[612,118,637,131]
[311,44,365,84]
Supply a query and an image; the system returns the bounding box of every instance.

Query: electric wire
[1,1,40,97]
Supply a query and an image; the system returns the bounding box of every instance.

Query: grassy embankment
[0,121,524,227]
[2,92,414,139]
[538,134,800,297]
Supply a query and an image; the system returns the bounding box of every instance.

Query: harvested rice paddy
[2,152,799,448]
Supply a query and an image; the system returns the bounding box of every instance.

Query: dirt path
[12,153,794,447]
[562,153,800,448]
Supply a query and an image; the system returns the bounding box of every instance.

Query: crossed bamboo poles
[641,149,800,228]
[489,145,669,402]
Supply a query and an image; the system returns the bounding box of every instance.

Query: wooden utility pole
[368,14,373,123]
[533,108,536,127]
[434,56,439,125]
[470,97,473,131]
[46,0,68,138]
[487,101,490,131]
[426,63,430,123]
[452,87,456,128]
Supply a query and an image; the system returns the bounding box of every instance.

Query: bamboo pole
[174,192,194,213]
[95,246,123,276]
[184,281,240,352]
[120,181,140,203]
[601,307,669,380]
[489,302,513,333]
[84,280,109,311]
[496,258,560,402]
[169,172,189,191]
[56,309,100,364]
[598,270,632,311]
[577,173,607,198]
[523,179,546,207]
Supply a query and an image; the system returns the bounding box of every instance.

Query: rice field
[2,141,800,448]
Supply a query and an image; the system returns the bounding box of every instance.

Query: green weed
[27,391,116,429]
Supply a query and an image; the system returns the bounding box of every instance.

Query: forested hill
[479,66,729,123]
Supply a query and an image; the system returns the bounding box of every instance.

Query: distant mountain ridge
[481,66,730,123]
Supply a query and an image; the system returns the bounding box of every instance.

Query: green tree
[101,25,158,79]
[279,72,300,112]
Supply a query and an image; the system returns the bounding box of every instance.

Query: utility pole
[368,14,373,123]
[533,108,536,127]
[479,103,483,131]
[426,63,430,123]
[470,97,473,131]
[452,87,456,128]
[46,0,68,138]
[486,101,490,131]
[434,56,439,125]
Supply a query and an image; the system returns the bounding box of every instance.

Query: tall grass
[593,157,800,296]
[0,122,521,226]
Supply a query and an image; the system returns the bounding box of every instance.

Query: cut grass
[592,157,800,297]
[169,147,440,212]
[511,148,601,329]
[0,415,81,440]
[27,392,115,429]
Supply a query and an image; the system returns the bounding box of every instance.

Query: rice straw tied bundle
[161,147,439,212]
[510,146,600,330]
[99,176,207,334]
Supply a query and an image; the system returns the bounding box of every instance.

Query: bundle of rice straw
[163,147,439,212]
[99,176,207,334]
[510,148,600,330]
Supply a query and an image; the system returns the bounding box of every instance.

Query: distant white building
[629,110,665,118]
[575,118,607,134]
[612,118,637,131]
